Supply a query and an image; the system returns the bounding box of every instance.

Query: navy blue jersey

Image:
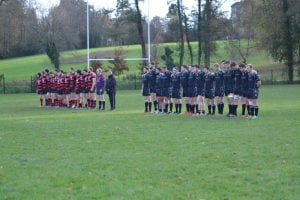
[195,70,205,89]
[156,73,164,90]
[187,71,196,88]
[215,70,224,89]
[171,72,181,89]
[148,68,157,88]
[142,73,150,89]
[241,71,249,90]
[235,69,242,88]
[164,70,172,88]
[224,69,235,89]
[180,71,189,88]
[248,72,260,89]
[205,73,215,90]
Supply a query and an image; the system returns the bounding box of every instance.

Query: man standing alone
[106,70,116,111]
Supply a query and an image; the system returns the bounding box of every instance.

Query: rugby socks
[144,102,148,112]
[164,104,169,113]
[92,100,96,108]
[250,106,255,116]
[247,105,251,115]
[98,101,102,110]
[242,104,246,115]
[196,105,199,114]
[154,101,158,111]
[87,99,91,108]
[148,102,152,112]
[191,104,195,113]
[208,105,212,114]
[217,103,224,114]
[212,105,216,115]
[233,105,238,116]
[228,105,231,115]
[40,98,43,106]
[254,106,259,116]
[102,101,105,110]
[186,104,190,112]
[175,104,178,113]
[179,104,182,113]
[169,103,173,113]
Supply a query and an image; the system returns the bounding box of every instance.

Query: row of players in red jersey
[36,68,97,108]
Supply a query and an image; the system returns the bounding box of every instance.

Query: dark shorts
[79,88,87,94]
[187,87,197,97]
[248,89,259,99]
[197,87,204,96]
[150,86,156,93]
[142,88,150,96]
[241,88,249,97]
[225,86,234,96]
[97,89,104,95]
[156,88,163,97]
[42,89,48,95]
[37,91,43,95]
[234,87,241,95]
[65,90,71,95]
[58,89,64,95]
[162,88,169,97]
[215,87,224,97]
[205,89,215,99]
[172,88,181,99]
[182,87,188,98]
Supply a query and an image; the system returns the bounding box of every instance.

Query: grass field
[0,41,280,82]
[0,85,300,199]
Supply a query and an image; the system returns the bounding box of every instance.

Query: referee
[105,70,116,111]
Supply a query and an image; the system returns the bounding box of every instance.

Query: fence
[0,67,299,94]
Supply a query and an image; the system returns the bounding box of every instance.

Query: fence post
[30,76,33,93]
[3,75,5,94]
[134,74,137,90]
[271,69,273,84]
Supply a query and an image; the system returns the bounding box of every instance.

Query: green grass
[0,41,281,82]
[0,85,299,199]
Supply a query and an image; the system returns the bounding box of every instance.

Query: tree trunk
[197,0,202,65]
[183,12,193,64]
[282,0,294,84]
[203,0,211,67]
[134,0,147,67]
[177,0,184,66]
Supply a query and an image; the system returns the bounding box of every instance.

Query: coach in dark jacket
[106,70,116,110]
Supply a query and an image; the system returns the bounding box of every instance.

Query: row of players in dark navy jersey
[141,61,261,118]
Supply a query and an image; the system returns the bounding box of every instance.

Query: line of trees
[0,0,299,83]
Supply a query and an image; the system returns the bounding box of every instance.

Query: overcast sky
[35,0,238,18]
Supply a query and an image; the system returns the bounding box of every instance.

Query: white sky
[35,0,238,18]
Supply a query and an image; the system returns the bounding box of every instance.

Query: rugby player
[69,67,77,108]
[155,67,165,114]
[224,61,236,117]
[148,62,157,112]
[187,65,197,114]
[180,65,189,113]
[163,66,173,113]
[36,72,44,107]
[239,63,250,117]
[96,68,105,111]
[195,65,205,115]
[171,67,182,114]
[214,63,225,115]
[87,67,97,109]
[204,67,216,115]
[247,64,261,118]
[141,67,151,112]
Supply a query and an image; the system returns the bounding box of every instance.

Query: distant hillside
[0,41,283,82]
